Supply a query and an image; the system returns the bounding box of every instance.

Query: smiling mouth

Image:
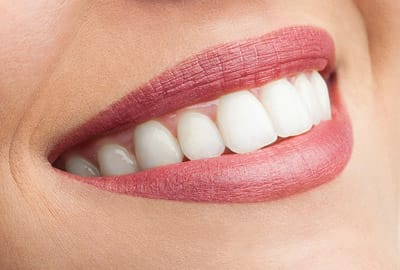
[51,26,353,203]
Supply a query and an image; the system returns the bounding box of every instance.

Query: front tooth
[293,73,322,125]
[97,144,139,176]
[133,120,183,170]
[217,90,277,154]
[260,78,313,138]
[309,71,332,120]
[65,155,100,177]
[177,111,225,160]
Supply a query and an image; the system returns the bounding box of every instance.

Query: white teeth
[65,155,100,177]
[260,78,313,138]
[293,73,322,125]
[217,91,277,154]
[133,120,183,170]
[63,71,333,176]
[97,144,139,176]
[177,111,225,160]
[309,71,332,120]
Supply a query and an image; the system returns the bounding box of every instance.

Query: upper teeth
[293,73,323,125]
[65,154,101,177]
[260,78,312,138]
[133,120,184,170]
[63,71,331,177]
[217,90,277,154]
[97,144,139,176]
[177,111,225,160]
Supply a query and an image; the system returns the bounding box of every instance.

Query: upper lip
[50,26,334,161]
[51,26,353,203]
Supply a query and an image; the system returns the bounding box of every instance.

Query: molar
[65,155,100,177]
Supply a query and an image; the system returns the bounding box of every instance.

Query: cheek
[0,1,87,92]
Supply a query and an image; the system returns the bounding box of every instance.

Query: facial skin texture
[0,0,399,269]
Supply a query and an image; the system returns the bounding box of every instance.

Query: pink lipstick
[52,26,353,203]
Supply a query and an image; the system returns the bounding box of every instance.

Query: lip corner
[51,25,349,204]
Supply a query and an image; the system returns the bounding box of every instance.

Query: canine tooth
[310,71,332,120]
[177,111,225,160]
[217,91,277,154]
[260,78,312,137]
[65,155,100,177]
[133,120,183,170]
[97,144,139,176]
[293,73,322,125]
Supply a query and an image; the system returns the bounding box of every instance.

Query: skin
[0,0,399,269]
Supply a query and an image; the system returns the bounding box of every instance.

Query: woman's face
[1,1,399,269]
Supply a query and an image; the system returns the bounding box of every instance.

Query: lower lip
[67,83,353,203]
